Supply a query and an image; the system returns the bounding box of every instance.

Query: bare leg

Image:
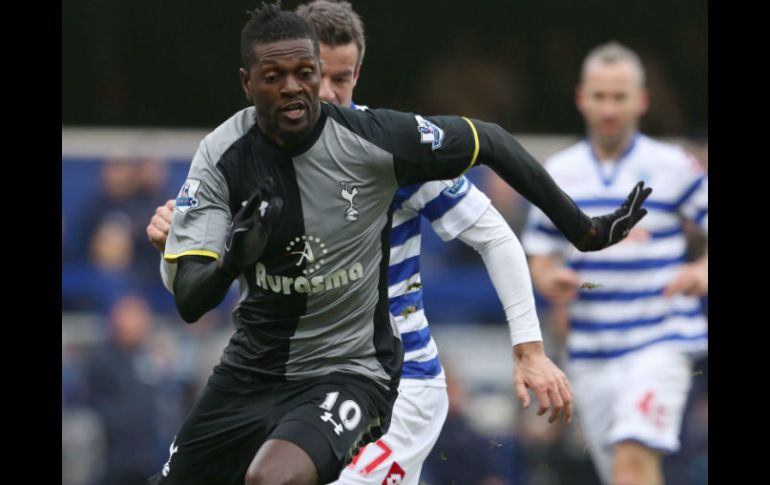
[612,440,664,485]
[245,438,318,485]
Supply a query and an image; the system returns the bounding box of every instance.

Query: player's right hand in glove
[219,184,283,278]
[574,181,652,251]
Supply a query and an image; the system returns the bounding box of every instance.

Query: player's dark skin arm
[174,256,234,323]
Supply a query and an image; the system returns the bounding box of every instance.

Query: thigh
[266,375,397,484]
[246,437,319,485]
[147,382,269,485]
[333,382,448,485]
[608,348,693,453]
[568,361,618,485]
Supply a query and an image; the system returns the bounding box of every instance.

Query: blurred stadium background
[62,1,707,484]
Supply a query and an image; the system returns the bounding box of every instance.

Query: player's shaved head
[581,41,646,87]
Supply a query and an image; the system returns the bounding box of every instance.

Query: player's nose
[319,77,335,103]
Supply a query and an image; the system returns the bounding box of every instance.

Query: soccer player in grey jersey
[149,3,584,483]
[149,4,650,485]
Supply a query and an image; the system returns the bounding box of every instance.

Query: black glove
[575,181,652,251]
[219,184,283,277]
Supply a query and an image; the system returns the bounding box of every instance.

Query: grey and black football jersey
[165,102,480,389]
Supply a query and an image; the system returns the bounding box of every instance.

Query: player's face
[577,60,648,149]
[241,38,321,147]
[319,42,360,108]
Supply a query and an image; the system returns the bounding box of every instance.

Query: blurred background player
[523,41,707,485]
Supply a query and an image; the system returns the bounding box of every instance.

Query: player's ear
[352,63,362,87]
[240,67,252,102]
[575,84,584,112]
[639,87,650,116]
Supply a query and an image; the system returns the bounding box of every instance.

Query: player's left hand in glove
[219,184,283,278]
[575,181,652,251]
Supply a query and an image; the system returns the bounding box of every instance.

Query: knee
[245,438,319,485]
[244,467,281,485]
[244,464,314,485]
[612,441,663,485]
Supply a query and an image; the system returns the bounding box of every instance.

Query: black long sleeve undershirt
[473,120,595,248]
[173,255,235,323]
[172,118,598,323]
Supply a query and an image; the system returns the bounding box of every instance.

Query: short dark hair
[296,0,366,67]
[241,1,320,68]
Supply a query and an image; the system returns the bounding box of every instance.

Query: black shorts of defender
[148,371,398,485]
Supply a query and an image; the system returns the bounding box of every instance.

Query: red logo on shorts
[637,390,667,430]
[381,462,405,485]
[637,390,655,415]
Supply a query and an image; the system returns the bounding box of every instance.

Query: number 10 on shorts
[319,391,362,435]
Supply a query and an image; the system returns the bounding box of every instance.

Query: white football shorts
[332,378,449,485]
[568,345,694,484]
